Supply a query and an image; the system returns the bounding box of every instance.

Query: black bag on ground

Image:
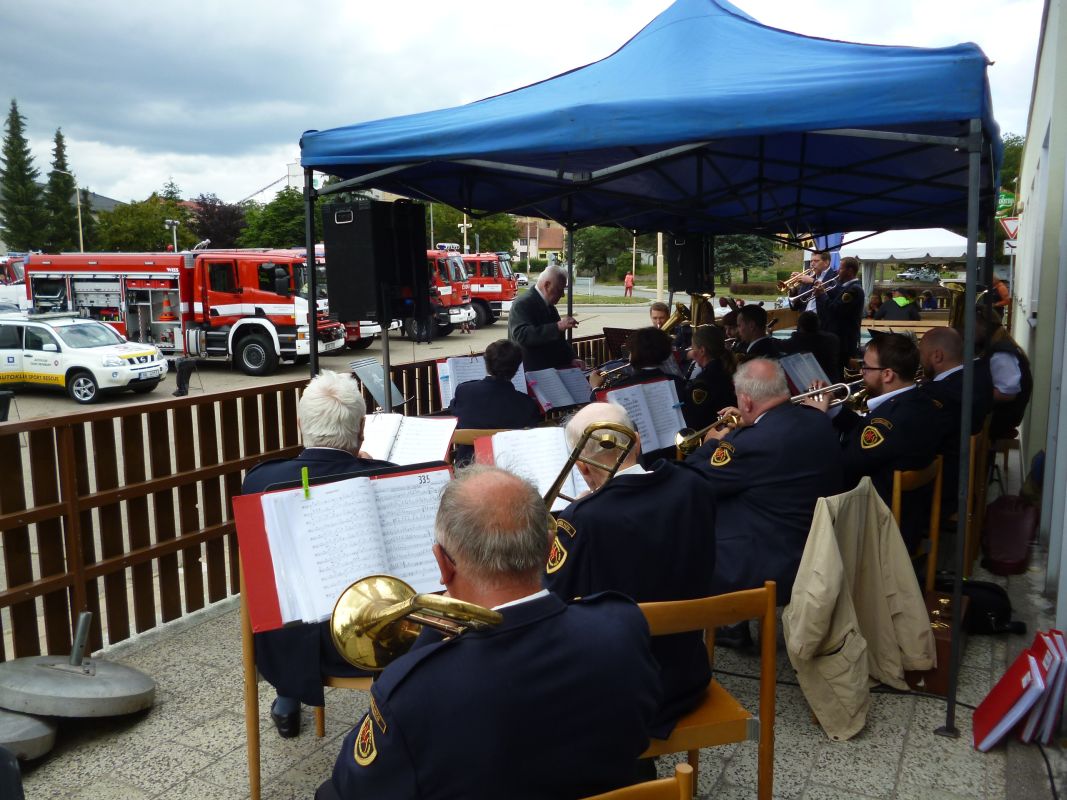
[933,575,1026,636]
[980,494,1038,575]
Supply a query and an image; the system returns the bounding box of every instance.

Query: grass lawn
[570,294,649,304]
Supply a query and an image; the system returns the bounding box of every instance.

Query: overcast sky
[1,0,1043,206]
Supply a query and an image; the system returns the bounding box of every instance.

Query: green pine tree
[78,188,97,250]
[43,129,81,252]
[0,99,45,250]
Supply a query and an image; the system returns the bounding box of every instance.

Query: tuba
[939,279,988,331]
[330,575,502,671]
[660,302,691,334]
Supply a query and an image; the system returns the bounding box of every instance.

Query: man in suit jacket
[735,304,781,359]
[243,370,393,738]
[508,265,580,371]
[780,311,841,383]
[319,466,661,800]
[816,256,865,373]
[446,339,542,463]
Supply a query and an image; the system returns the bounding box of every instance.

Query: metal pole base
[0,708,56,760]
[0,656,155,718]
[934,725,960,739]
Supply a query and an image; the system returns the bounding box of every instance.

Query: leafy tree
[42,129,81,251]
[999,133,1024,194]
[95,194,198,251]
[191,193,246,248]
[160,178,183,202]
[572,226,631,278]
[427,204,518,253]
[238,187,320,248]
[714,234,779,284]
[0,99,45,250]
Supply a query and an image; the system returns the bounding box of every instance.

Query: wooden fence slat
[71,425,104,652]
[120,417,156,633]
[173,406,205,613]
[92,418,130,645]
[196,403,227,603]
[28,430,71,655]
[0,433,37,658]
[148,411,181,623]
[221,398,243,594]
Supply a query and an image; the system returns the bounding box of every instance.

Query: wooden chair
[989,430,1020,493]
[891,455,943,593]
[240,571,370,800]
[639,582,776,800]
[582,764,694,800]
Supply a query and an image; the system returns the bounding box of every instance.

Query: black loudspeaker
[667,234,716,294]
[321,199,429,324]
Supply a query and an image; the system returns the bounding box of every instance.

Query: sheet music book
[234,465,452,632]
[973,648,1047,752]
[478,427,589,511]
[436,356,527,407]
[525,367,590,412]
[362,413,457,464]
[779,352,831,395]
[1020,632,1062,742]
[602,378,684,452]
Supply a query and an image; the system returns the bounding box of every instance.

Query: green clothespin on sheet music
[301,466,310,499]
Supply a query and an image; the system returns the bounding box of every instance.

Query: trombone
[790,379,866,408]
[543,421,638,508]
[791,274,839,304]
[675,411,742,458]
[330,574,502,671]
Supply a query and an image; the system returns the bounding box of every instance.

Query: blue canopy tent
[298,0,1001,741]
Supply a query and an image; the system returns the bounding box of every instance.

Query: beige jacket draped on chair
[782,477,935,740]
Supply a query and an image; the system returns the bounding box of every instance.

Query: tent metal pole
[938,118,983,738]
[304,168,319,378]
[811,127,970,148]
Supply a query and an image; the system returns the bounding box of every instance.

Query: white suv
[0,313,169,404]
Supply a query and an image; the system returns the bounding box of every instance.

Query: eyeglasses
[858,364,884,372]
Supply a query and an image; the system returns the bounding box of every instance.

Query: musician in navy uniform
[816,256,864,373]
[546,403,716,736]
[318,466,661,800]
[735,305,781,359]
[789,250,836,312]
[445,339,542,463]
[805,333,946,551]
[508,264,581,371]
[242,370,393,738]
[686,359,842,606]
[684,324,737,431]
[780,310,841,383]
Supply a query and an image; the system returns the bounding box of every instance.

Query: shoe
[271,699,300,738]
[714,622,754,651]
[172,389,188,397]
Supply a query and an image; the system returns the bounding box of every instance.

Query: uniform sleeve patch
[692,388,708,405]
[369,697,387,734]
[841,292,853,303]
[870,417,893,430]
[555,518,577,539]
[546,534,568,574]
[860,425,885,449]
[710,441,735,467]
[353,714,377,766]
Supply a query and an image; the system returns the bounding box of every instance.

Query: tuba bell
[660,302,691,334]
[330,575,502,671]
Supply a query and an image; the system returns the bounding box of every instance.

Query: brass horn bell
[330,575,502,671]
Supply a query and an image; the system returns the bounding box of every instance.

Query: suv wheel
[67,371,100,404]
[237,333,279,376]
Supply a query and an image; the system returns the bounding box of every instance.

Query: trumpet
[330,574,502,671]
[543,422,638,508]
[675,412,743,458]
[790,379,866,408]
[777,266,816,292]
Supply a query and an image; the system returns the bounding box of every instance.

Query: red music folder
[973,647,1047,752]
[1019,631,1062,743]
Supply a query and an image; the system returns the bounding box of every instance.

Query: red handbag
[981,495,1038,575]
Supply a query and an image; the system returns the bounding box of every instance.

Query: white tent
[840,228,986,262]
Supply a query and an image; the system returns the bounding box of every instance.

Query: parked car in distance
[0,313,168,404]
[897,266,941,282]
[514,272,529,287]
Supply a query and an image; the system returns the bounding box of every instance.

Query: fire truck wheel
[67,371,100,404]
[236,333,278,376]
[473,302,493,328]
[436,323,454,337]
[347,337,374,351]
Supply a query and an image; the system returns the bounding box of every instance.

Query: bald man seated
[545,403,717,736]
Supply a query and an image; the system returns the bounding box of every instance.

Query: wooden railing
[0,334,608,658]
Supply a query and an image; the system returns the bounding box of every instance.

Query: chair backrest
[451,428,513,447]
[581,763,693,800]
[890,455,943,526]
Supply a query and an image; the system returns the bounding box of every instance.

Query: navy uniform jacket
[686,402,842,600]
[834,387,947,551]
[780,330,842,383]
[327,592,661,800]
[684,360,737,432]
[743,337,781,360]
[508,287,576,371]
[243,448,394,706]
[817,279,865,367]
[446,376,543,463]
[547,461,715,736]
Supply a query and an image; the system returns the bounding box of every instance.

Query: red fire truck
[0,255,29,309]
[427,243,475,335]
[462,251,517,327]
[22,250,346,375]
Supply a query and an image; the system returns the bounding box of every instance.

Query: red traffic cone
[158,293,177,322]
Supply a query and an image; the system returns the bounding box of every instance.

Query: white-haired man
[243,370,393,738]
[508,264,583,371]
[545,402,717,737]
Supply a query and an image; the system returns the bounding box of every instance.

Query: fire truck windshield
[446,255,467,282]
[297,263,329,299]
